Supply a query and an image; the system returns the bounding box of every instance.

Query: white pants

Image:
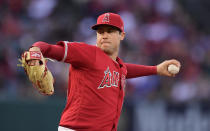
[58,126,75,131]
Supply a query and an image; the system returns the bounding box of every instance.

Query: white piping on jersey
[61,41,69,62]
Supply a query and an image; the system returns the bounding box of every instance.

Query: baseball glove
[18,51,54,95]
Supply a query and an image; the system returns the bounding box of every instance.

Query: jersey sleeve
[125,63,157,79]
[56,41,96,68]
[32,41,64,61]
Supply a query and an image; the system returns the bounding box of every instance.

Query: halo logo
[102,13,110,23]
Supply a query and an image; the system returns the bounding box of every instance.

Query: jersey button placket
[115,63,122,129]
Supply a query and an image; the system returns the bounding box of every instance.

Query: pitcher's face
[96,25,125,55]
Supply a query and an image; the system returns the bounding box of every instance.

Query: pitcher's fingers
[168,59,181,68]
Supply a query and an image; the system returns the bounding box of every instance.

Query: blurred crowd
[0,0,210,108]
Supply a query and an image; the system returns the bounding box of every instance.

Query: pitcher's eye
[107,29,114,33]
[97,30,104,34]
[108,28,119,33]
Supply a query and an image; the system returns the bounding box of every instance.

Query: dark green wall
[0,99,65,131]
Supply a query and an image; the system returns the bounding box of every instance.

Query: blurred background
[1,0,210,131]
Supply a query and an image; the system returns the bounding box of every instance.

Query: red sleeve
[32,41,64,61]
[125,63,157,79]
[32,41,96,68]
[57,41,96,67]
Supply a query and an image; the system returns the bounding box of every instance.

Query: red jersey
[57,41,127,131]
[32,41,157,131]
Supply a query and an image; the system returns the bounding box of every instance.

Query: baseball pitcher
[19,12,181,131]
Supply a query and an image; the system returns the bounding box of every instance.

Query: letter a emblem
[102,13,110,22]
[98,67,112,89]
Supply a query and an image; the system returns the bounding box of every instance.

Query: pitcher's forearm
[32,41,64,61]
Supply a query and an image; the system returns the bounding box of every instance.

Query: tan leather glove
[18,51,54,95]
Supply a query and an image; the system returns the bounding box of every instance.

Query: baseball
[168,64,180,74]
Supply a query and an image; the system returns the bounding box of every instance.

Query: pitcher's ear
[120,32,125,40]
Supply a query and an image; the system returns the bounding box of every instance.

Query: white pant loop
[58,126,75,131]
